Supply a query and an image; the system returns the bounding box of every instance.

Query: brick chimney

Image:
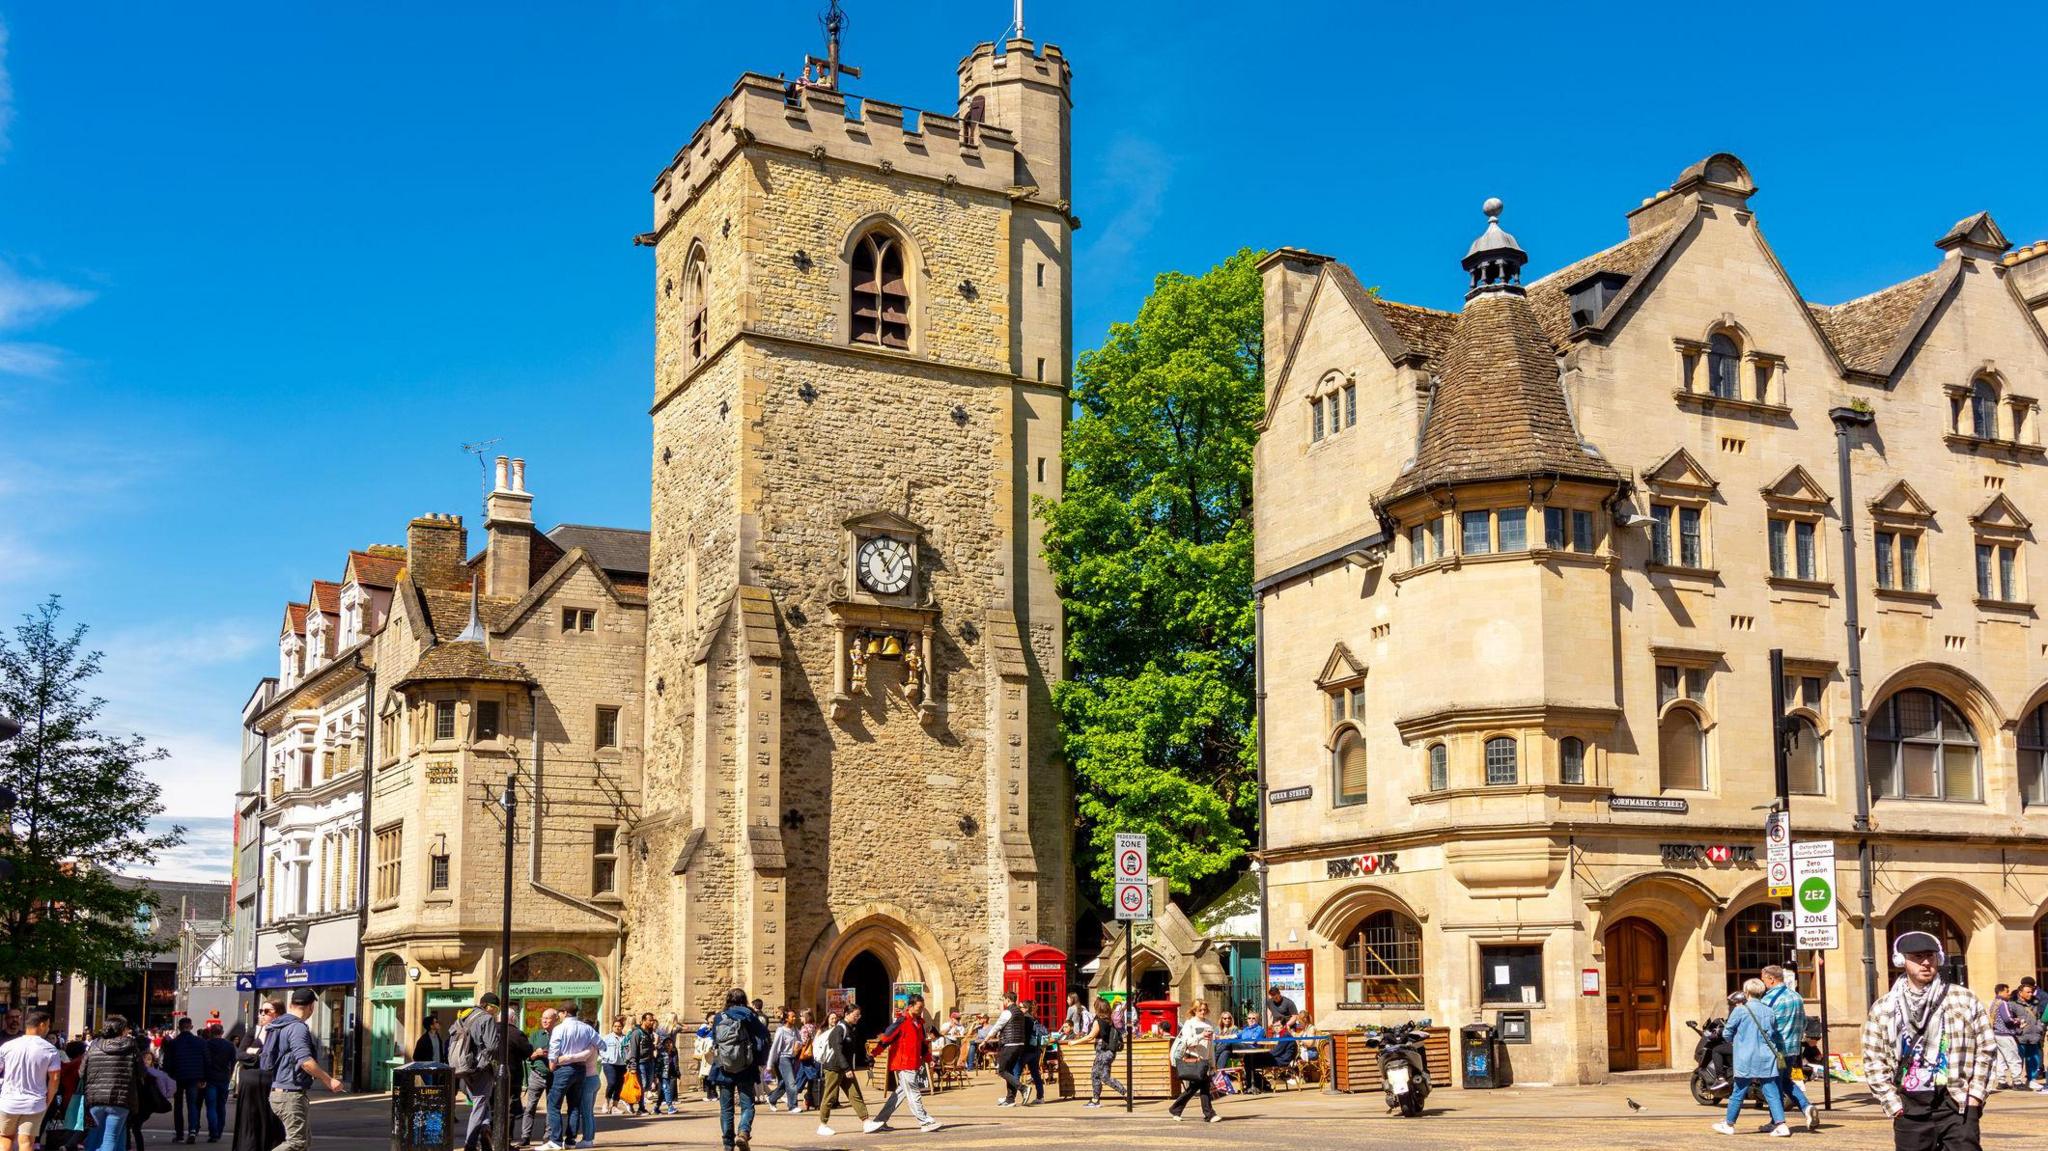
[484,456,535,598]
[406,513,469,591]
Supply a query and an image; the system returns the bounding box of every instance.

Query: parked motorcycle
[1365,1018,1432,1117]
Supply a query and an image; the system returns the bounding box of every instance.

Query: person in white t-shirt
[0,1010,63,1151]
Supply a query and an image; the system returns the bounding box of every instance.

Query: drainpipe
[350,657,376,1089]
[515,688,623,969]
[1829,406,1880,1007]
[1254,593,1270,1015]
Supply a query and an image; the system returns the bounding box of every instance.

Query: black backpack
[712,1012,757,1075]
[1099,1016,1123,1055]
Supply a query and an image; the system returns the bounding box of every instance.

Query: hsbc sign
[1325,852,1401,879]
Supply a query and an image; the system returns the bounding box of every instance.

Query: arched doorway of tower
[1604,916,1670,1072]
[843,950,893,1045]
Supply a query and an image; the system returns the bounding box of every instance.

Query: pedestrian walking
[513,1009,555,1148]
[992,995,1035,1106]
[1083,996,1129,1107]
[1761,965,1820,1131]
[1859,930,1995,1151]
[597,1019,626,1116]
[706,989,768,1151]
[448,993,504,1151]
[624,1016,657,1116]
[1166,1000,1219,1123]
[863,993,940,1134]
[139,1049,176,1151]
[1991,985,2026,1089]
[2012,980,2046,1090]
[229,1004,282,1151]
[812,1008,867,1138]
[764,1012,801,1114]
[159,1018,205,1146]
[256,990,344,1151]
[654,1021,680,1114]
[1,1010,61,1151]
[199,1026,234,1143]
[795,1010,821,1111]
[540,1003,597,1151]
[1713,981,1791,1137]
[692,1016,716,1103]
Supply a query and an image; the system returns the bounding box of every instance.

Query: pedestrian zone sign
[1114,832,1150,921]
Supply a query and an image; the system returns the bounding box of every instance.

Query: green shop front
[367,950,608,1091]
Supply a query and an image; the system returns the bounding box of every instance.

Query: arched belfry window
[683,249,709,366]
[850,229,910,349]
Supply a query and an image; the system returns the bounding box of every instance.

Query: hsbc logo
[1325,852,1401,879]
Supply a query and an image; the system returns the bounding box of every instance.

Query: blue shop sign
[237,958,359,991]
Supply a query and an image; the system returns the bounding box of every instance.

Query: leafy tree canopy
[1039,247,1265,908]
[0,597,182,1006]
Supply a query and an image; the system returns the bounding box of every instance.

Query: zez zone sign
[1326,852,1400,879]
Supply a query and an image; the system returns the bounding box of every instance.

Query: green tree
[0,596,181,1009]
[1040,247,1265,908]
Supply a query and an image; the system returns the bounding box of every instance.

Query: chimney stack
[406,514,470,591]
[484,456,535,598]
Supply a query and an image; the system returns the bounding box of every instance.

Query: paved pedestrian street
[293,1078,2048,1150]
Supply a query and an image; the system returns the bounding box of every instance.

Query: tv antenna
[461,438,503,495]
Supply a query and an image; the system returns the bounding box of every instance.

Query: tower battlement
[652,73,1025,237]
[955,38,1072,104]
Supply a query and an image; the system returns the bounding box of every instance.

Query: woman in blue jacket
[1714,980,1790,1137]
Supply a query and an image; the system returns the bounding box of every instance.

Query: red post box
[1136,999,1181,1036]
[1001,943,1068,1024]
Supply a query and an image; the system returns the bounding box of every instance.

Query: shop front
[364,949,609,1091]
[237,957,359,1083]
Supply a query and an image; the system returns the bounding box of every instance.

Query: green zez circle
[1798,877,1830,911]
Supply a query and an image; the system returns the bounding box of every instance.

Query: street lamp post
[1829,405,1880,1007]
[496,774,516,1151]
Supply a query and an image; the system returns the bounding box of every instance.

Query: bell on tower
[1462,197,1528,299]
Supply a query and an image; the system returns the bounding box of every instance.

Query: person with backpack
[447,994,503,1151]
[1860,930,1995,1151]
[160,1018,205,1145]
[257,990,343,1151]
[811,1008,866,1138]
[1083,996,1128,1107]
[862,993,940,1134]
[706,989,768,1151]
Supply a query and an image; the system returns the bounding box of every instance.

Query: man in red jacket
[862,996,940,1134]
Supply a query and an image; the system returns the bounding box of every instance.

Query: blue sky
[3,2,2043,882]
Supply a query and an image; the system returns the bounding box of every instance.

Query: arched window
[1483,737,1518,786]
[683,250,708,365]
[2020,703,2048,808]
[1707,332,1741,399]
[850,229,910,349]
[373,954,407,987]
[1332,727,1368,806]
[1788,717,1824,796]
[1887,905,1969,984]
[1341,910,1424,1006]
[1427,743,1447,792]
[1970,377,1999,439]
[1659,707,1707,791]
[1724,904,1814,996]
[1559,737,1586,785]
[1867,689,1979,802]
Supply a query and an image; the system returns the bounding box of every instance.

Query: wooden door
[1603,917,1669,1071]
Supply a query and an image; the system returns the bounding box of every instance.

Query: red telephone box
[1001,943,1068,1024]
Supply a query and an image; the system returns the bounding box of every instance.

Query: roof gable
[1970,493,2031,533]
[1263,263,1454,430]
[1643,447,1719,494]
[1316,642,1365,687]
[1525,218,1691,344]
[1869,480,1936,522]
[495,546,645,634]
[1761,464,1831,507]
[1936,211,2010,255]
[842,509,925,537]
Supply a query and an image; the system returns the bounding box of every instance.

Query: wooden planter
[1329,1027,1453,1094]
[1061,1036,1180,1100]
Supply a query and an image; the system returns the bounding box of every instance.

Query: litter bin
[1460,1023,1502,1089]
[391,1061,455,1151]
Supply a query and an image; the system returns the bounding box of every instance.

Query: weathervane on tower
[804,0,861,91]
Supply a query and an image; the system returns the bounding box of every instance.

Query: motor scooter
[1365,1019,1432,1117]
[1686,1018,1732,1107]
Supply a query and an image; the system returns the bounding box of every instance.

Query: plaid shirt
[1859,982,1994,1116]
[1762,984,1806,1060]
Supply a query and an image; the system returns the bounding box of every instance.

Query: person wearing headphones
[1859,930,1995,1151]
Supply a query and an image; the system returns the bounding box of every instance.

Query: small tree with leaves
[0,596,182,1009]
[1039,248,1265,910]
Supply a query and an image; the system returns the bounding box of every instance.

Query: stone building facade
[620,32,1074,1028]
[1255,154,2048,1083]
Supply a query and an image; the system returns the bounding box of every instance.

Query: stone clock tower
[622,28,1074,1023]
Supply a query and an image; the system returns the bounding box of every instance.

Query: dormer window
[1566,271,1627,329]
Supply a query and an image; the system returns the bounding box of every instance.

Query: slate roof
[391,640,535,690]
[1376,298,1459,366]
[419,588,515,642]
[1381,291,1619,504]
[547,525,651,577]
[1525,222,1681,345]
[1806,268,1948,374]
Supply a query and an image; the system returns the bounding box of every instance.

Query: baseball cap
[289,988,318,1006]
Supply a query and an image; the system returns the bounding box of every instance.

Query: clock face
[857,535,913,595]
